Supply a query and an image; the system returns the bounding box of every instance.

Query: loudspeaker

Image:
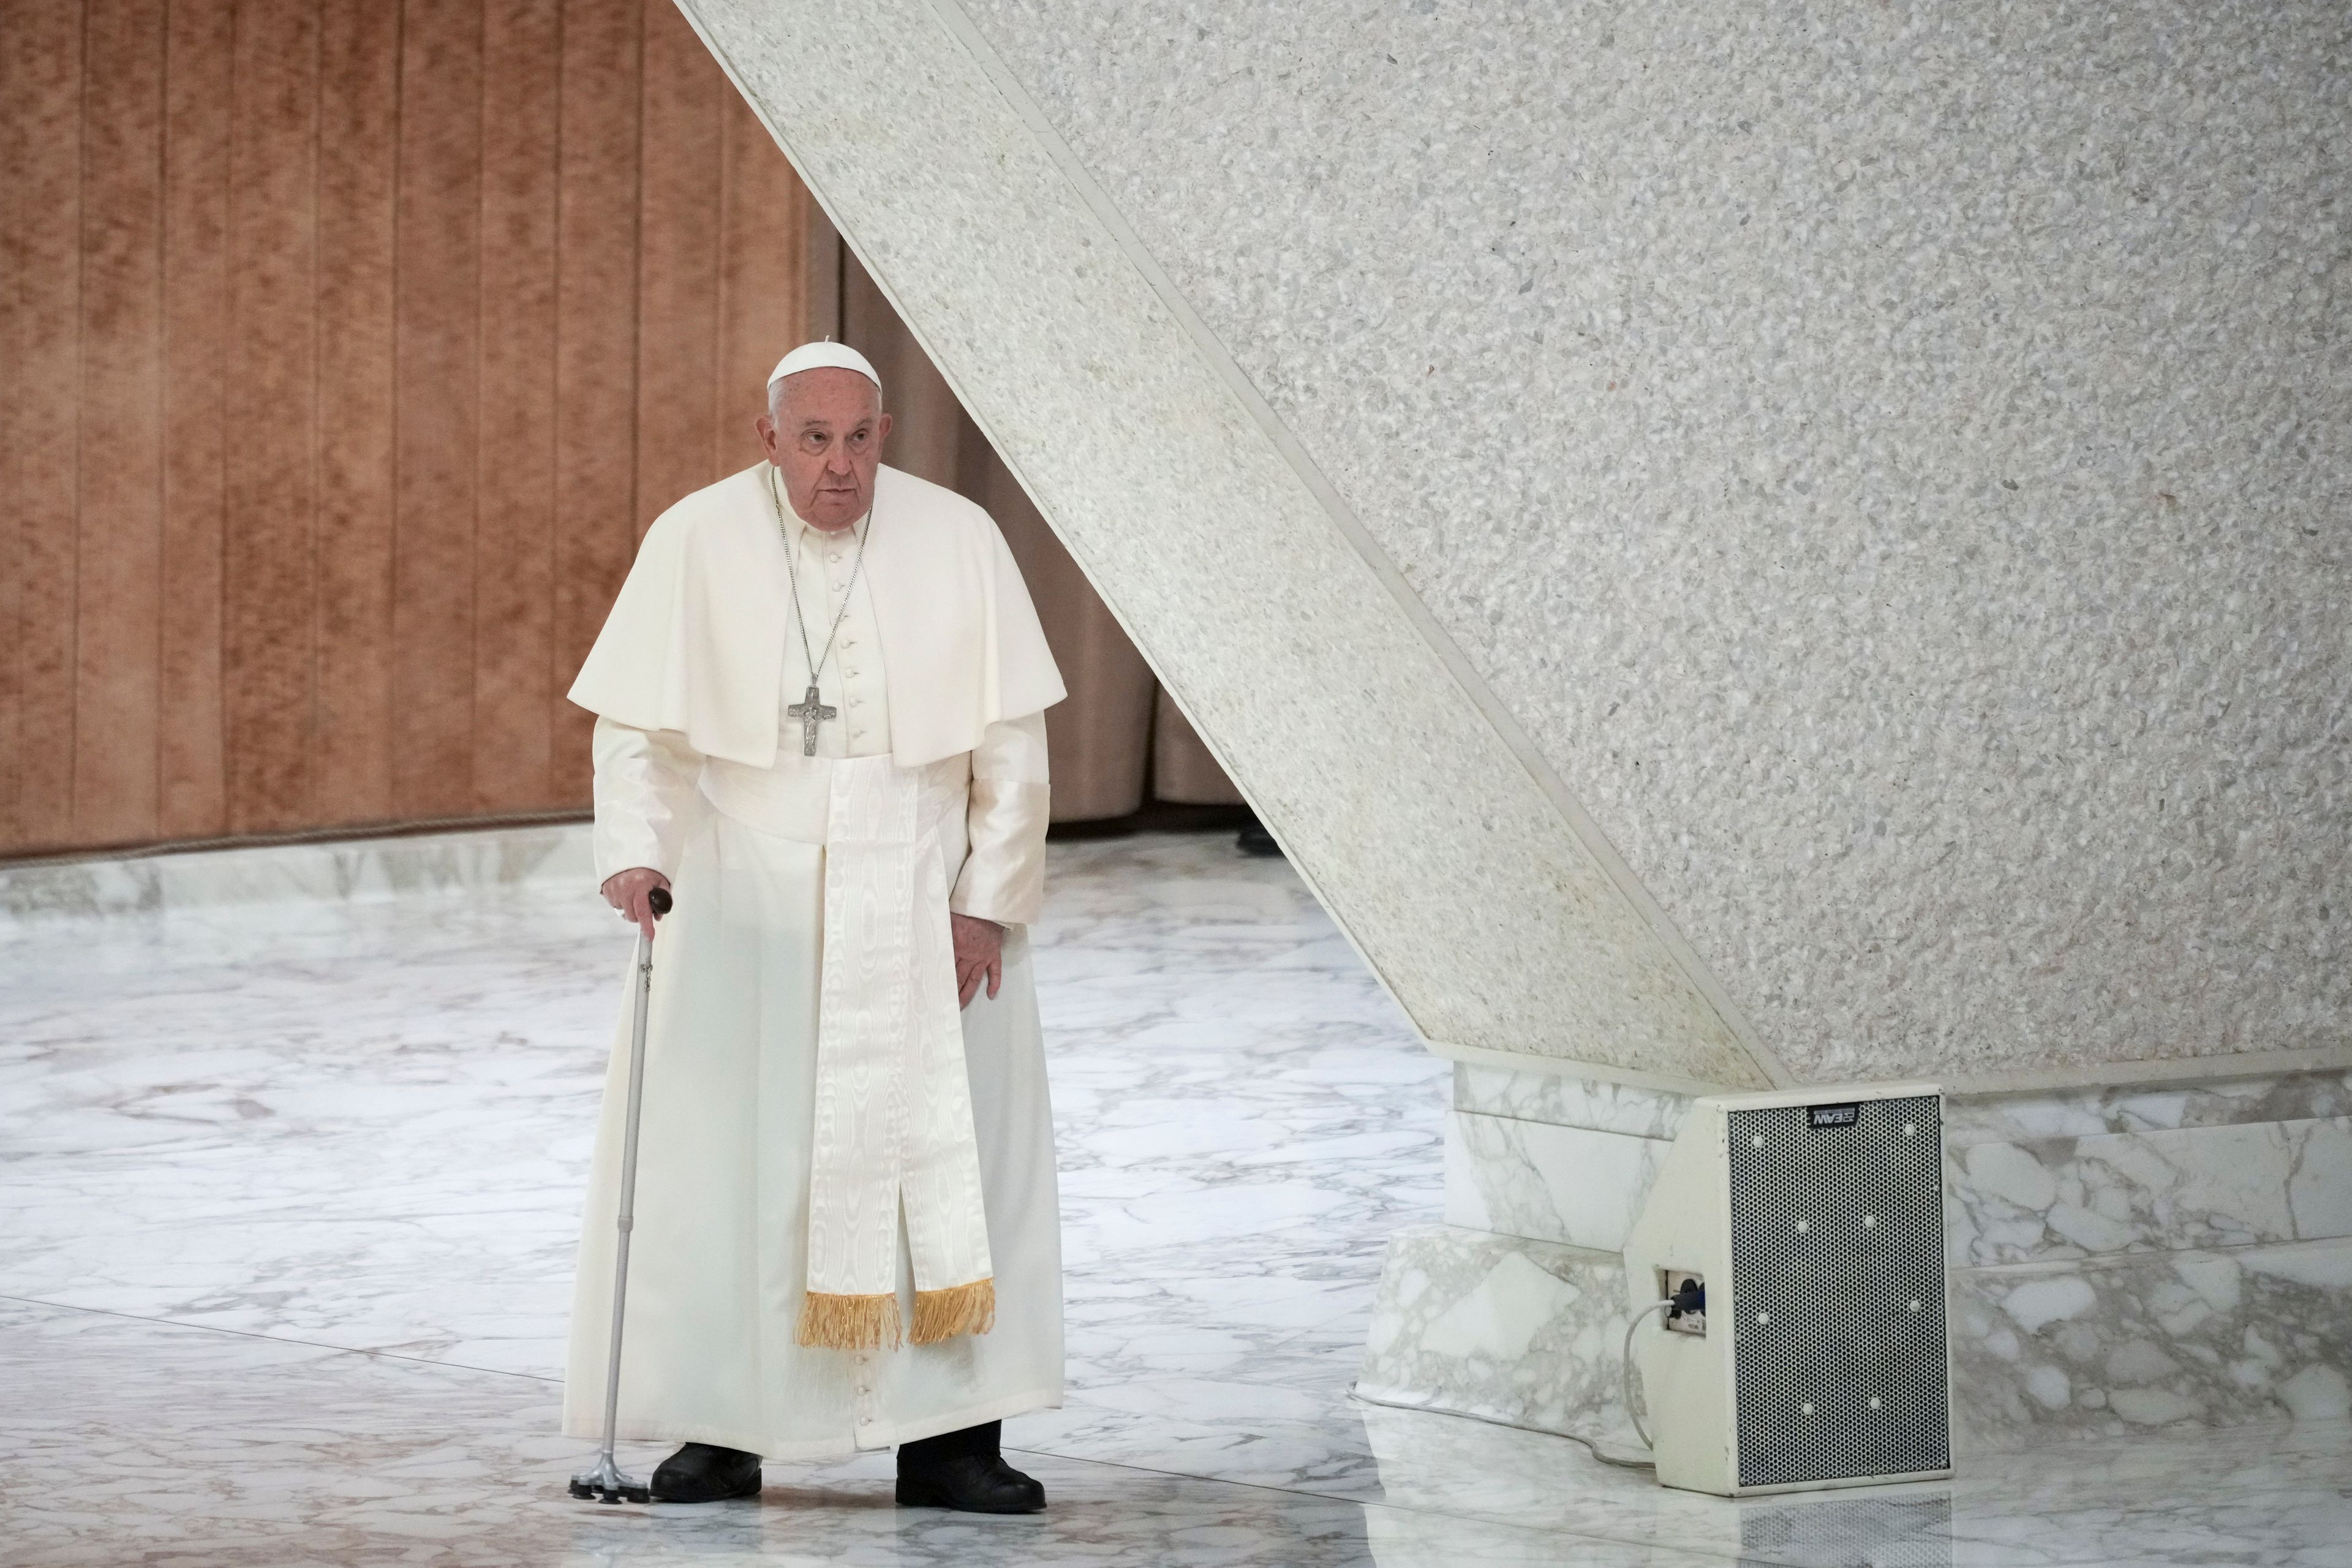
[1621,1082,1952,1497]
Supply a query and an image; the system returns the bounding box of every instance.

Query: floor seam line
[998,1441,1771,1566]
[0,1294,564,1385]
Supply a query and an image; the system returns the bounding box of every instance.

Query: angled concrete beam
[673,0,1782,1092]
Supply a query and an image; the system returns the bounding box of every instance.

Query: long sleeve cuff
[951,711,1050,926]
[590,717,708,886]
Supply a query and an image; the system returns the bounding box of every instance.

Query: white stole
[699,752,996,1348]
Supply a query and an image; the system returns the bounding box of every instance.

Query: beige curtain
[0,4,1227,862]
[838,254,1239,821]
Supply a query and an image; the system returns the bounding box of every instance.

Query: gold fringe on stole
[796,1290,903,1351]
[909,1277,996,1345]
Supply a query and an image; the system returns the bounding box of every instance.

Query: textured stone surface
[1366,1219,2352,1445]
[1452,1061,1693,1139]
[1945,1115,2352,1267]
[1389,1066,2352,1440]
[1954,1237,2352,1441]
[673,0,1769,1088]
[1356,1223,1637,1446]
[1444,1110,1668,1253]
[951,0,2352,1087]
[1945,1068,2352,1143]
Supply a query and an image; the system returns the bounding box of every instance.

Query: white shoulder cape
[568,464,1066,769]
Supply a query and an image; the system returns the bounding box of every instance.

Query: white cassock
[560,461,1068,1459]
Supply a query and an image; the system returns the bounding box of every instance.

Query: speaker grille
[1727,1095,1949,1489]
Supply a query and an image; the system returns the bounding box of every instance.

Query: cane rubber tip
[649,886,673,918]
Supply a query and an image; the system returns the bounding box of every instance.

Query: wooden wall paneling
[0,4,32,849]
[3,0,86,851]
[74,0,168,847]
[0,0,1192,856]
[222,0,320,834]
[976,447,1156,821]
[633,0,724,529]
[1152,690,1246,806]
[392,0,484,820]
[474,0,562,809]
[715,89,807,476]
[551,0,643,807]
[312,0,401,824]
[0,6,21,850]
[157,0,234,840]
[803,198,842,346]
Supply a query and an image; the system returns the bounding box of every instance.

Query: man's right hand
[601,867,672,943]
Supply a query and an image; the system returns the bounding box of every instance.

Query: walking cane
[569,883,671,1505]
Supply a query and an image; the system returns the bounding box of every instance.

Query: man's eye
[847,431,868,449]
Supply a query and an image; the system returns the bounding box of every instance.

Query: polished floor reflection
[4,831,2346,1566]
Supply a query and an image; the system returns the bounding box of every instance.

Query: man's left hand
[951,913,1005,1008]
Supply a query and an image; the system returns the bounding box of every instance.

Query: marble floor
[2,830,2346,1567]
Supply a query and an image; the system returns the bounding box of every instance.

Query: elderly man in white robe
[562,341,1067,1512]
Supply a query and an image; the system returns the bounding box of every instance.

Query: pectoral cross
[788,683,837,756]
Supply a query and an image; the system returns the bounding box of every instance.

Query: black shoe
[649,1442,762,1502]
[895,1452,1047,1513]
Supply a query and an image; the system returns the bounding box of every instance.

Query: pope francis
[561,341,1067,1512]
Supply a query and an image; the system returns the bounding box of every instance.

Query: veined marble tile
[1360,1509,1746,1568]
[1367,1401,1961,1567]
[0,822,595,927]
[1945,1070,2352,1144]
[4,1300,1458,1568]
[1357,1223,1636,1447]
[9,826,2352,1562]
[1358,1401,1755,1562]
[1953,1236,2352,1443]
[0,834,1444,1391]
[1450,1063,1694,1139]
[1444,1111,1669,1254]
[1357,1393,2352,1567]
[0,885,632,1373]
[1944,1115,2352,1266]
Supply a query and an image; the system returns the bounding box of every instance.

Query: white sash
[701,753,996,1349]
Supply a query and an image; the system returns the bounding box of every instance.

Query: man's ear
[754,411,778,457]
[875,411,894,443]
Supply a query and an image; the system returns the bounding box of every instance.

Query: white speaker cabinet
[1621,1082,1953,1497]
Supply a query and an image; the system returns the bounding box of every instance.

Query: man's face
[755,368,891,531]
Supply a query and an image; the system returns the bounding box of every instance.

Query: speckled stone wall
[679,0,2348,1091]
[941,0,2351,1086]
[673,0,1773,1091]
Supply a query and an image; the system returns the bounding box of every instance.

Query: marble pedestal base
[1363,1063,2352,1451]
[1356,1223,1641,1450]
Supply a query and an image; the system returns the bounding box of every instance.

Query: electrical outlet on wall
[1658,1267,1707,1336]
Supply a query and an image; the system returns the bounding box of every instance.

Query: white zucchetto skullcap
[767,340,882,391]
